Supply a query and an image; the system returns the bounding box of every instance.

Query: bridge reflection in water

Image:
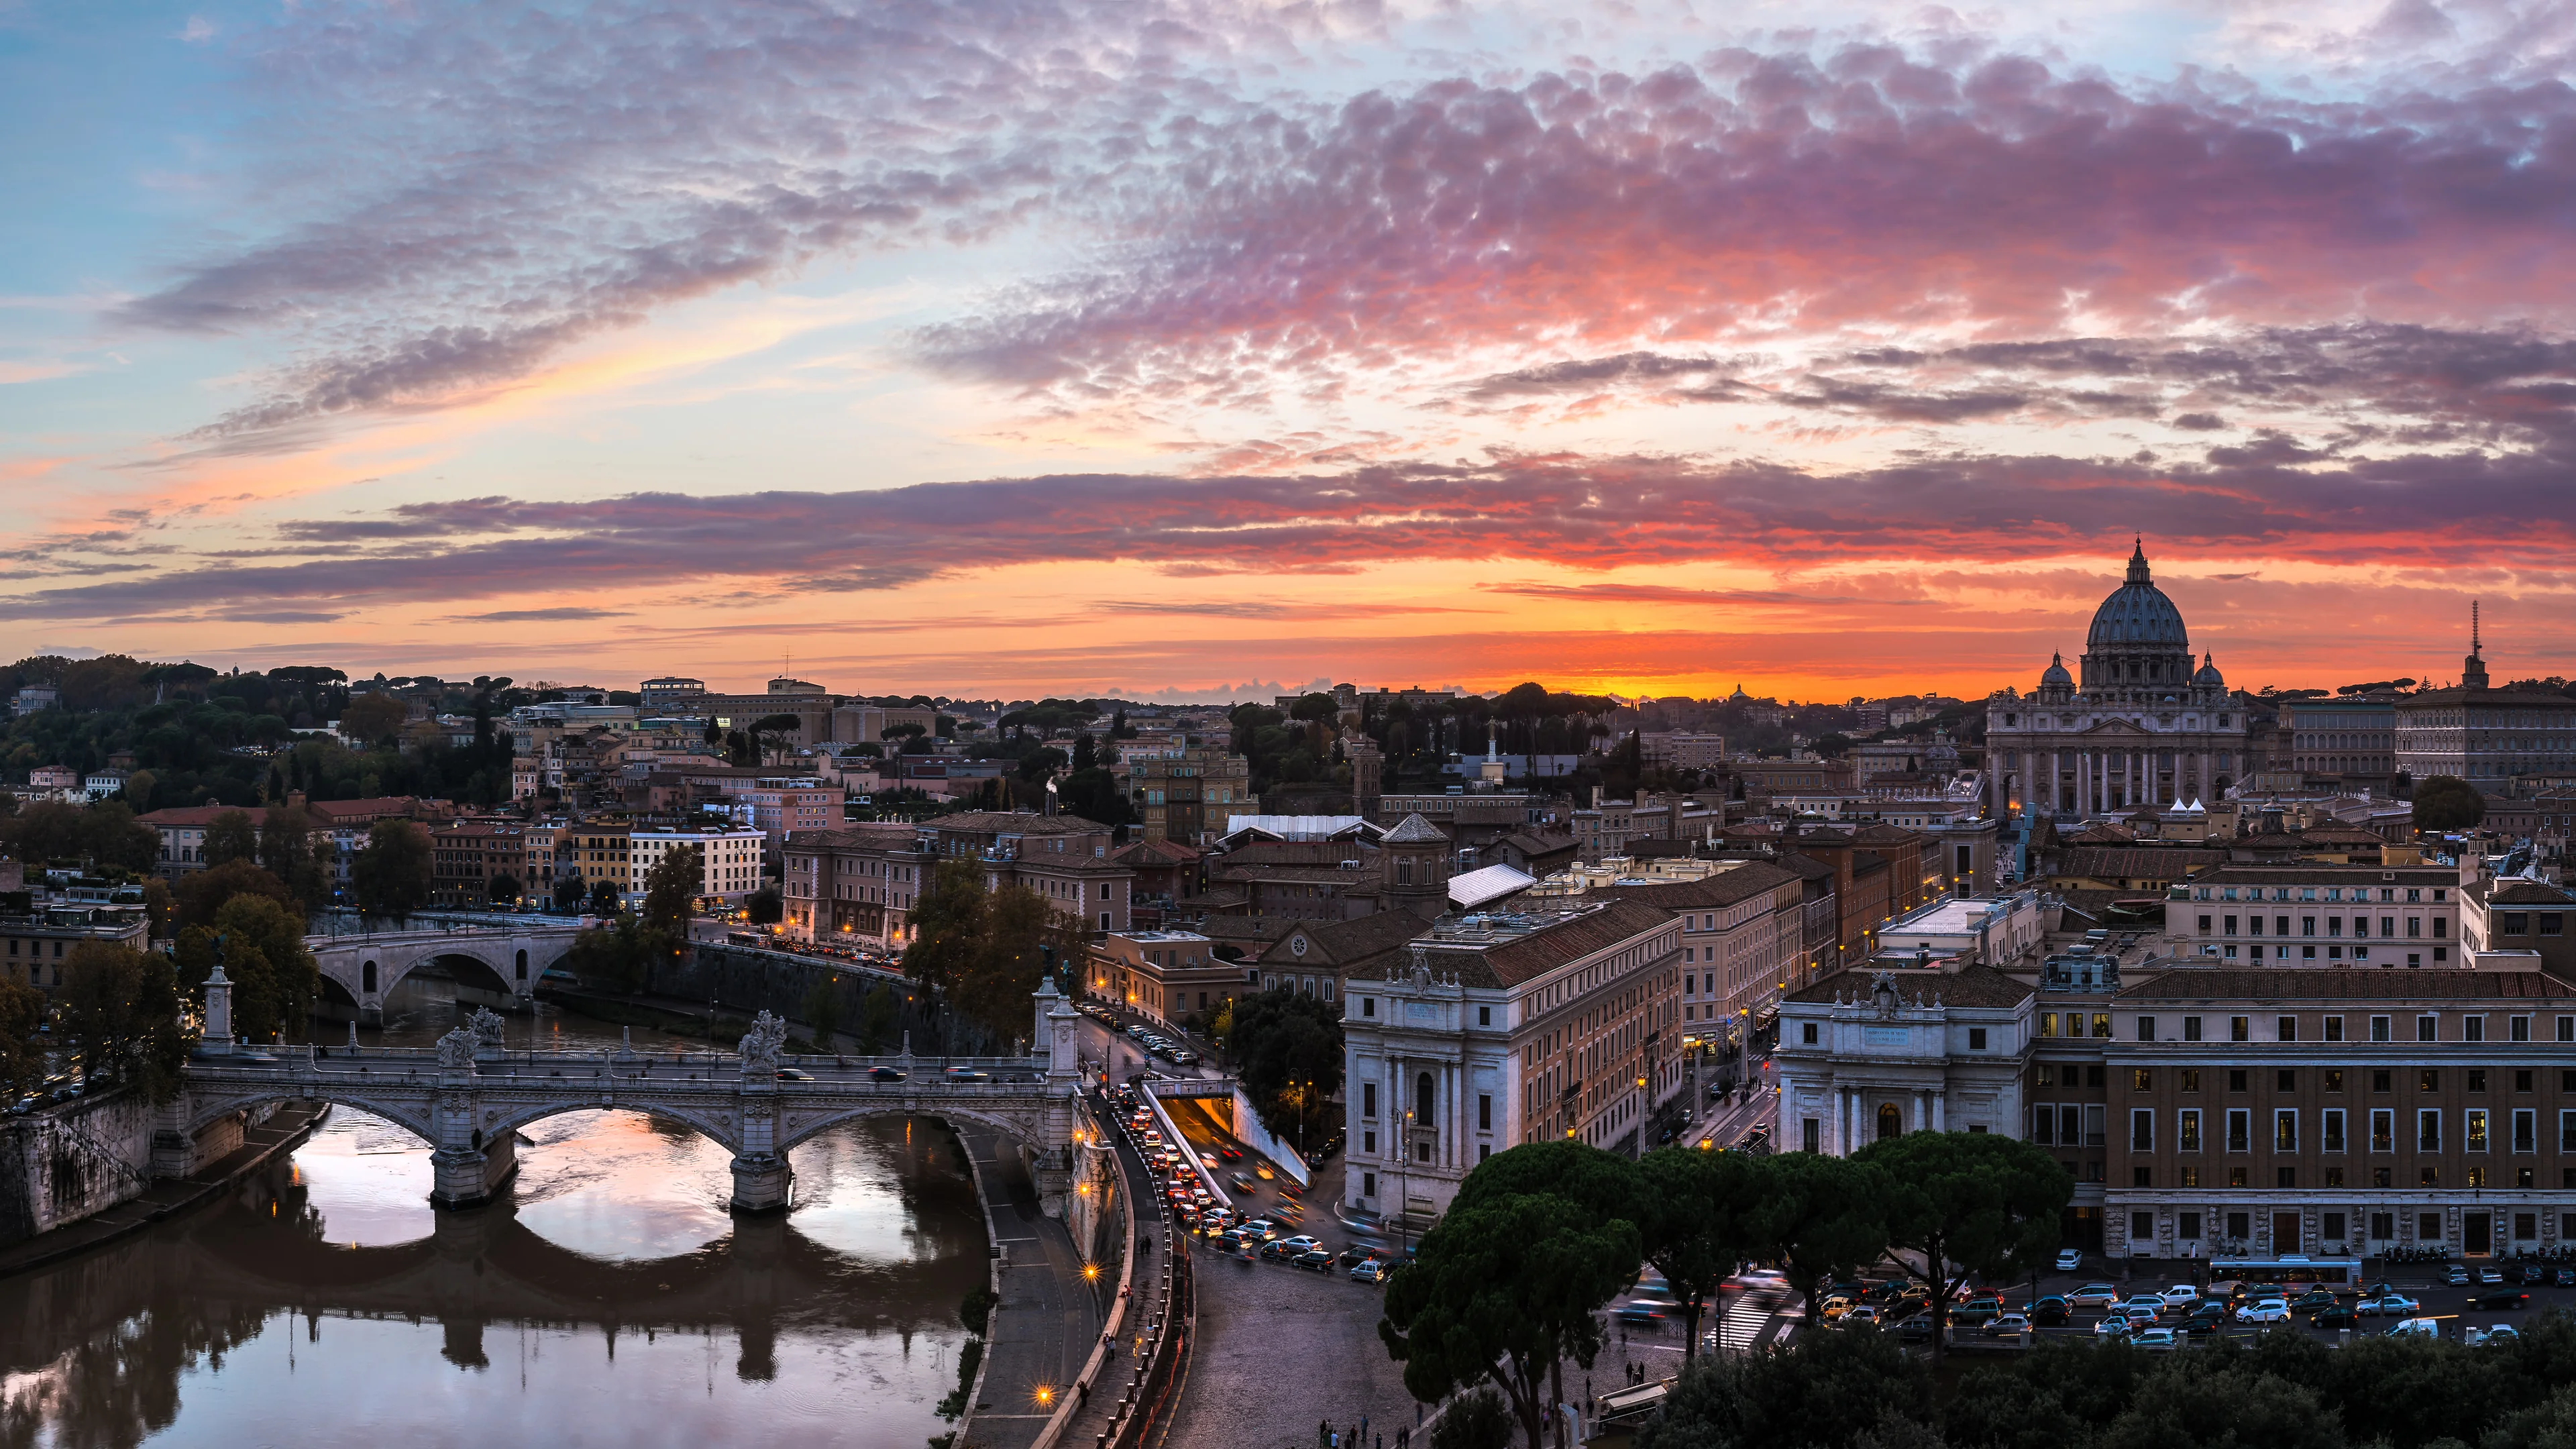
[0,1102,990,1447]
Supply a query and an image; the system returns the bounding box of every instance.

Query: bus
[2210,1255,2363,1289]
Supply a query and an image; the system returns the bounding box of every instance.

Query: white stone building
[1772,966,2037,1154]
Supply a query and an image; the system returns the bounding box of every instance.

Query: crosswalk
[1715,1297,1778,1351]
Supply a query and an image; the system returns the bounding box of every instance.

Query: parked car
[2469,1324,2522,1346]
[2132,1328,2179,1352]
[1949,1301,2001,1326]
[1258,1240,1297,1263]
[1277,1236,1321,1255]
[1350,1260,1391,1285]
[2119,1294,2169,1320]
[2447,1265,2472,1285]
[2233,1298,2291,1324]
[1837,1305,1881,1329]
[1292,1249,1336,1273]
[2069,1284,2121,1309]
[2290,1288,2339,1313]
[2054,1248,2084,1273]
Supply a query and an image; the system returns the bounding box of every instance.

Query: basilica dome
[2086,541,2188,649]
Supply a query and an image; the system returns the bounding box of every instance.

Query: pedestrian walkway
[1056,1120,1172,1446]
[958,1128,1104,1449]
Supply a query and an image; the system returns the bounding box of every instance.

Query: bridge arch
[480,1100,745,1158]
[775,1101,1055,1161]
[182,1089,437,1149]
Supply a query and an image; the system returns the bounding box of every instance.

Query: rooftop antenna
[2473,600,2481,654]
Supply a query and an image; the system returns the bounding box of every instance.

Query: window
[2324,1015,2344,1042]
[2470,1069,2488,1093]
[2133,1069,2153,1091]
[2226,1109,2251,1152]
[2373,1069,2392,1092]
[2275,1110,2298,1152]
[2137,1016,2157,1042]
[2131,1109,2154,1151]
[1802,1022,1818,1045]
[1803,1119,1821,1152]
[2419,1110,2443,1152]
[2181,1069,2200,1092]
[2183,1016,2203,1042]
[1362,1083,1378,1119]
[2180,1109,2202,1151]
[2180,1212,2202,1240]
[2092,1014,2110,1038]
[2039,1012,2057,1038]
[1363,1132,1377,1154]
[1362,998,1377,1018]
[2324,1070,2344,1093]
[2514,1108,2536,1153]
[1478,1094,1492,1131]
[2277,1069,2296,1091]
[2563,1111,2576,1153]
[2031,1105,2055,1144]
[2229,1069,2248,1091]
[2468,1109,2491,1152]
[2370,1015,2391,1042]
[2323,1108,2345,1152]
[2513,1015,2532,1042]
[2372,1109,2395,1151]
[1969,1028,1988,1050]
[1478,1006,1491,1027]
[2418,1014,2438,1042]
[2230,1016,2250,1042]
[2467,1015,2487,1044]
[2277,1015,2298,1042]
[2420,1069,2440,1093]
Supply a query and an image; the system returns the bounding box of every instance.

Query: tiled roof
[1381,812,1449,844]
[785,824,918,850]
[1783,963,2033,1008]
[1347,900,1675,989]
[2052,847,2221,882]
[2120,967,2576,1001]
[926,810,1112,835]
[1592,861,1801,910]
[2485,879,2576,905]
[1258,910,1427,965]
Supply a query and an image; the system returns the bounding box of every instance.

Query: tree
[1746,1152,1892,1324]
[1430,1387,1515,1449]
[1854,1131,2071,1360]
[0,977,48,1103]
[1381,1191,1640,1449]
[58,941,193,1099]
[552,873,586,911]
[639,843,702,939]
[804,977,842,1044]
[586,876,623,916]
[488,871,521,904]
[256,803,331,913]
[562,914,666,994]
[858,983,898,1053]
[2412,775,2485,833]
[203,809,260,868]
[1635,1319,1929,1449]
[746,886,783,924]
[902,860,1069,1047]
[78,802,160,875]
[351,818,433,924]
[1635,1146,1765,1360]
[171,894,319,1044]
[174,857,299,932]
[1224,987,1344,1146]
[338,691,409,747]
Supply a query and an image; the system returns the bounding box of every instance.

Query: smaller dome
[2041,652,2074,688]
[2193,652,2224,688]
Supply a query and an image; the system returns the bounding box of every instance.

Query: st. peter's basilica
[1984,542,2244,819]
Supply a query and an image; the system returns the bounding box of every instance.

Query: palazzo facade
[1985,543,2246,820]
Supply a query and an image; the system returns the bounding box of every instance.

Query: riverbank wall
[0,1091,156,1246]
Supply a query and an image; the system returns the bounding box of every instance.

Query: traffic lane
[1158,1096,1324,1240]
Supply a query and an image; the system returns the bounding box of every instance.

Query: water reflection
[0,992,992,1448]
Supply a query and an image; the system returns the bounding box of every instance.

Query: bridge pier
[430,1136,517,1210]
[729,1153,794,1214]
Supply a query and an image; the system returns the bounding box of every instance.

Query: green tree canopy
[902,859,1083,1049]
[1381,1191,1640,1449]
[256,802,332,913]
[2412,774,2485,833]
[640,843,702,938]
[351,817,433,924]
[174,857,299,932]
[1854,1130,2072,1358]
[1224,987,1345,1145]
[1635,1146,1767,1360]
[745,885,783,924]
[1635,1315,1929,1449]
[1745,1151,1892,1324]
[171,893,319,1044]
[203,808,260,867]
[59,940,194,1099]
[338,692,409,747]
[0,977,48,1104]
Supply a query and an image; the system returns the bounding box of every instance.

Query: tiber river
[0,989,990,1448]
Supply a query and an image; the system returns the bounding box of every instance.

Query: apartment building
[1,904,150,989]
[429,819,566,904]
[628,825,765,904]
[1341,900,1683,1224]
[781,823,927,946]
[2104,970,2576,1259]
[568,825,633,900]
[1128,739,1252,845]
[2167,863,2462,966]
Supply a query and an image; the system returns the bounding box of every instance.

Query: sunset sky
[7,0,2576,702]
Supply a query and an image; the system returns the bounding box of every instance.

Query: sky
[7,0,2576,703]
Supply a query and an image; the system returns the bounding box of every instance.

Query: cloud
[435,606,632,623]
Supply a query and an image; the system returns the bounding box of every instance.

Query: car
[1226,1173,1256,1192]
[943,1067,991,1082]
[2558,1267,2576,1289]
[2311,1307,2360,1330]
[867,1066,908,1082]
[1733,1270,1790,1296]
[1620,1299,1673,1326]
[1982,1313,2031,1337]
[1337,1246,1375,1267]
[2290,1289,2339,1313]
[1892,1312,1933,1344]
[1950,1301,2001,1326]
[1241,1220,1280,1241]
[2468,1324,2522,1346]
[2119,1295,2169,1320]
[2447,1265,2472,1286]
[1259,1240,1298,1262]
[1219,1145,1242,1162]
[2357,1293,2420,1316]
[1254,1164,1275,1181]
[2474,1291,2531,1311]
[2132,1328,2179,1352]
[1350,1260,1391,1285]
[2233,1299,2290,1324]
[1838,1305,1881,1329]
[2158,1285,2204,1307]
[1171,1050,1200,1065]
[774,1067,814,1081]
[2477,1265,2504,1285]
[2387,1317,2443,1339]
[1292,1249,1336,1273]
[2055,1248,2084,1273]
[2029,1297,2072,1327]
[2093,1316,2135,1339]
[1214,1230,1248,1252]
[1819,1295,1859,1322]
[2068,1283,2121,1309]
[2180,1310,2222,1338]
[1277,1235,1321,1254]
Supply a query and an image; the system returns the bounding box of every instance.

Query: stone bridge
[171,968,1093,1215]
[304,920,584,1023]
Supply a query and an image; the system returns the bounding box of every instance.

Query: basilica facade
[1984,543,2245,820]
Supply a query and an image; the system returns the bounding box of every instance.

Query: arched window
[1415,1072,1436,1124]
[515,949,528,980]
[362,960,377,994]
[1877,1103,1902,1140]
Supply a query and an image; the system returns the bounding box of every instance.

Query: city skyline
[9,1,2576,696]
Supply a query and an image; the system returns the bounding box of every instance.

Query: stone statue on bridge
[470,1008,508,1051]
[435,1028,477,1069]
[738,1012,789,1070]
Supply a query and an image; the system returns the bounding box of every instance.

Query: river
[0,987,992,1448]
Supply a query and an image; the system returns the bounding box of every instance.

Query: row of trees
[561,845,703,994]
[1587,1300,2576,1449]
[1385,1133,2071,1449]
[902,859,1091,1051]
